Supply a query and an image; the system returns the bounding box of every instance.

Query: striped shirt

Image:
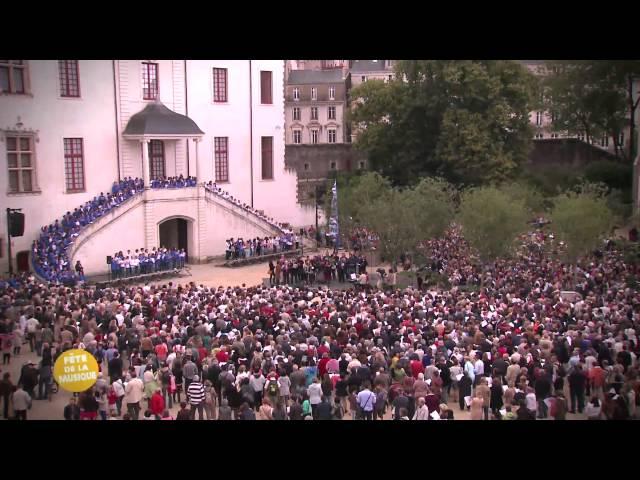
[187,382,205,405]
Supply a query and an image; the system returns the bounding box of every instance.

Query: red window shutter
[260,71,272,104]
[261,136,273,179]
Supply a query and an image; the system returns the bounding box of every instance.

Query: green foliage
[570,181,631,224]
[583,160,632,192]
[456,186,530,262]
[550,190,614,263]
[350,60,538,186]
[499,181,546,215]
[517,164,582,197]
[333,172,456,263]
[543,60,640,160]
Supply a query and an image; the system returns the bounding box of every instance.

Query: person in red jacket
[150,388,165,418]
[410,356,424,379]
[318,352,331,378]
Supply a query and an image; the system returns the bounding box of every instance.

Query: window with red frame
[142,62,159,100]
[213,68,228,102]
[214,137,229,182]
[260,71,272,104]
[149,140,165,180]
[59,60,80,97]
[64,138,85,192]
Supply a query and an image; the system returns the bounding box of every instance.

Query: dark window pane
[20,137,30,151]
[6,137,16,151]
[21,170,32,191]
[13,69,24,93]
[7,153,17,168]
[0,67,9,92]
[9,171,19,192]
[21,154,31,167]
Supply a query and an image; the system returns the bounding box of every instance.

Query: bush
[550,191,614,263]
[456,186,529,262]
[518,164,582,197]
[584,160,632,192]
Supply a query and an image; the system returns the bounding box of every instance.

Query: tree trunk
[628,75,636,162]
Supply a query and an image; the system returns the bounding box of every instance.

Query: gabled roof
[123,102,204,137]
[287,69,344,85]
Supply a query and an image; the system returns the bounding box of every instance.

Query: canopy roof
[123,102,204,137]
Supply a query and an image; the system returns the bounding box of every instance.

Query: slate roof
[287,69,344,85]
[350,60,389,73]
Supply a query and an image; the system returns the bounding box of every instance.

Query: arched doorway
[158,217,192,262]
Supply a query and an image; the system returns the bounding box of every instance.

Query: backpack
[268,379,279,397]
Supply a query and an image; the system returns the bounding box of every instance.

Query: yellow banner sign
[53,349,100,393]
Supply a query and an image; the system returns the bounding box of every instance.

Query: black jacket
[534,377,552,398]
[316,401,333,420]
[64,404,80,420]
[568,371,587,391]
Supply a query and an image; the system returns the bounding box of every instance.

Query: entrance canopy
[123,101,204,139]
[122,101,205,185]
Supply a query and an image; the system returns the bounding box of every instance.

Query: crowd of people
[31,178,145,284]
[2,219,639,421]
[225,234,299,261]
[204,182,288,234]
[268,252,369,287]
[150,176,197,189]
[347,228,379,252]
[109,247,187,279]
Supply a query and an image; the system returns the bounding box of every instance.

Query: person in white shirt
[474,356,485,385]
[307,377,323,418]
[123,371,145,420]
[525,387,537,414]
[412,397,430,420]
[26,316,39,352]
[584,396,602,420]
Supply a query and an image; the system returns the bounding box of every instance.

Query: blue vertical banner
[329,180,340,248]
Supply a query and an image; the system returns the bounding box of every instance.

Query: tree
[408,177,457,240]
[543,60,640,161]
[499,181,546,215]
[349,60,538,186]
[550,190,614,265]
[456,186,529,262]
[332,172,456,264]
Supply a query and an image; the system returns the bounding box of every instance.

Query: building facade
[349,60,396,88]
[284,69,350,145]
[1,60,313,276]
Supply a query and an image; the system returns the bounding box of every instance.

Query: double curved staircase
[31,184,291,282]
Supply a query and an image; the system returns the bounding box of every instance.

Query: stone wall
[528,138,620,166]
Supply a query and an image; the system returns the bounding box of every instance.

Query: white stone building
[1,60,313,276]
